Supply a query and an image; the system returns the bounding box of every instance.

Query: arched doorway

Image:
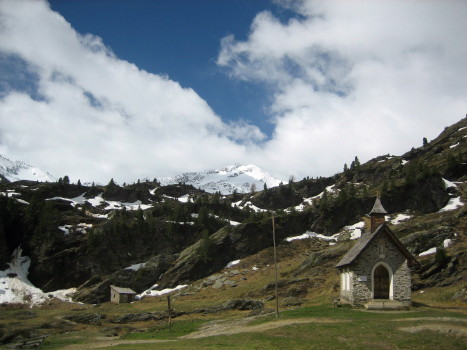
[373,264,390,299]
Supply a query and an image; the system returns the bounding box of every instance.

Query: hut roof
[110,285,136,295]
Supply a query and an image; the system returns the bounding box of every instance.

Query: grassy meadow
[2,235,466,349]
[37,302,466,350]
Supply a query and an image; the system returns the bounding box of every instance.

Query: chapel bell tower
[369,196,388,232]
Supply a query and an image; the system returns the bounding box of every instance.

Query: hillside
[0,117,465,295]
[0,117,465,347]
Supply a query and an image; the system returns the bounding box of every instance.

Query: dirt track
[62,315,467,349]
[395,317,467,337]
[62,317,347,348]
[180,316,348,339]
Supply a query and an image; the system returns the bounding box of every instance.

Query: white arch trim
[371,262,394,300]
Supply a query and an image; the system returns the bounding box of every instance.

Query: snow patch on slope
[0,248,75,305]
[46,193,153,211]
[439,197,463,212]
[137,284,187,299]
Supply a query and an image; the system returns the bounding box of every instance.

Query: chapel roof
[335,223,416,269]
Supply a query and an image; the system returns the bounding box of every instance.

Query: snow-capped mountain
[0,154,55,183]
[159,164,284,194]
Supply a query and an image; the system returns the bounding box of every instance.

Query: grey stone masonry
[336,198,415,307]
[339,228,412,307]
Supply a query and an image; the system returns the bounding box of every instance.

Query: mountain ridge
[0,154,283,195]
[159,164,284,194]
[0,116,465,307]
[0,155,55,183]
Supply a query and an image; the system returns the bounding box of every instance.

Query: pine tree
[320,189,329,210]
[199,229,212,263]
[196,206,209,228]
[347,182,356,198]
[63,175,70,185]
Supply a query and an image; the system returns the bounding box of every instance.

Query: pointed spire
[370,197,388,215]
[369,196,388,232]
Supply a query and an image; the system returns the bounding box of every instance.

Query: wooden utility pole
[272,216,279,318]
[167,294,172,331]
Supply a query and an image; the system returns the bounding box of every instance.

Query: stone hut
[335,198,416,309]
[110,285,137,304]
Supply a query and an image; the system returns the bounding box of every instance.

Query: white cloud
[0,0,466,185]
[0,0,261,183]
[219,0,467,180]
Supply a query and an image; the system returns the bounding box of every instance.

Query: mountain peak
[0,154,56,183]
[160,164,283,194]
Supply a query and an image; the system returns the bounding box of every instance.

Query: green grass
[40,330,101,349]
[108,323,467,350]
[96,304,467,349]
[122,319,207,340]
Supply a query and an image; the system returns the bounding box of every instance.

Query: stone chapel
[335,197,416,309]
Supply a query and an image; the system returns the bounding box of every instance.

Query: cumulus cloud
[0,0,264,183]
[0,0,466,185]
[218,0,467,179]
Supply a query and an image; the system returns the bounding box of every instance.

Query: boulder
[282,297,304,306]
[191,299,264,314]
[109,311,185,324]
[287,285,308,297]
[221,299,264,311]
[63,313,104,325]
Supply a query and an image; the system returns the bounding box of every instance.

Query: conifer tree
[199,229,212,263]
[354,156,361,167]
[196,206,209,228]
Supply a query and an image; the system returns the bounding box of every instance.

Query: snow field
[0,248,76,305]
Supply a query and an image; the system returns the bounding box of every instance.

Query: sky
[0,0,466,184]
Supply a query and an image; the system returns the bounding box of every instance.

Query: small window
[378,239,385,257]
[346,269,351,290]
[342,269,352,291]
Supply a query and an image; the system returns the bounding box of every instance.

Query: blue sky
[0,0,466,184]
[48,0,292,137]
